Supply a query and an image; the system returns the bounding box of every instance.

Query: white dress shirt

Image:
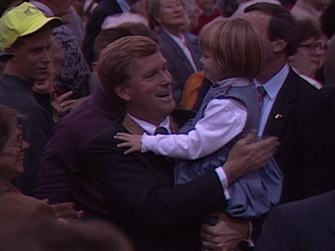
[255,64,289,136]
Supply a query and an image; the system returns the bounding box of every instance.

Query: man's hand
[114,133,142,154]
[48,201,84,222]
[51,90,75,122]
[201,211,249,251]
[223,129,279,183]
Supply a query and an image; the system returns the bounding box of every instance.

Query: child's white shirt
[142,97,247,159]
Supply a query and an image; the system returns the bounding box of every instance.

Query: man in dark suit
[255,190,335,251]
[81,0,140,67]
[244,3,335,204]
[86,35,279,251]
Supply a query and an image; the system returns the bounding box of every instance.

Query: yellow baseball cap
[0,2,63,50]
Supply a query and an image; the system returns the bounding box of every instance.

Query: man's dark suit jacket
[255,190,335,251]
[82,0,122,66]
[158,29,202,108]
[86,115,227,251]
[263,69,335,203]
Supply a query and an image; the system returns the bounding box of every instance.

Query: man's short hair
[244,2,299,56]
[199,18,263,78]
[97,36,159,104]
[94,23,158,61]
[296,19,324,45]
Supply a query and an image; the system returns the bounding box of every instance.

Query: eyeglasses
[299,41,328,51]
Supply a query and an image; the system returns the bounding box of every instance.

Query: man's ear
[114,85,132,102]
[91,62,98,74]
[273,38,287,53]
[154,15,161,25]
[4,47,16,62]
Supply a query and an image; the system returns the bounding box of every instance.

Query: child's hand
[114,133,142,154]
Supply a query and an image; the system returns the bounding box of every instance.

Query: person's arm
[88,126,279,230]
[115,98,247,158]
[34,123,78,204]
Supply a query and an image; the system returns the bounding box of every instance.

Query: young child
[115,18,282,219]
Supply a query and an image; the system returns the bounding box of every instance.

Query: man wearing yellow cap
[0,2,62,195]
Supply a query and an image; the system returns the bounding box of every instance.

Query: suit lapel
[185,38,202,71]
[160,30,195,74]
[264,69,298,137]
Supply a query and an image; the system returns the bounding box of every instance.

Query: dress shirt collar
[127,113,171,135]
[30,1,54,17]
[255,64,289,100]
[116,0,131,12]
[164,29,186,48]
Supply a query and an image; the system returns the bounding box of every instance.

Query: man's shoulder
[52,99,115,140]
[281,70,328,103]
[0,90,42,115]
[89,119,124,146]
[269,190,335,230]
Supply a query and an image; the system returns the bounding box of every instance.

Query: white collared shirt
[255,64,289,136]
[127,113,172,135]
[164,30,198,72]
[116,0,131,12]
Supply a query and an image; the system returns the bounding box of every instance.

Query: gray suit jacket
[158,29,202,108]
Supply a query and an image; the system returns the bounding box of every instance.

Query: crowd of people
[0,0,334,250]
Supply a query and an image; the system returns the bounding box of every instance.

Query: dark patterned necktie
[257,86,267,111]
[154,127,169,135]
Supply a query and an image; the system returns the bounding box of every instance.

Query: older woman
[147,0,202,108]
[0,105,56,222]
[289,19,327,88]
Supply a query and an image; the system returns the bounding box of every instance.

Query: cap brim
[0,52,14,62]
[21,17,63,38]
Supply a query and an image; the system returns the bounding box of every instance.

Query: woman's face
[156,0,185,28]
[0,125,29,182]
[290,37,327,78]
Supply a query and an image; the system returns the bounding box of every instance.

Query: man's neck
[256,58,287,84]
[127,113,168,127]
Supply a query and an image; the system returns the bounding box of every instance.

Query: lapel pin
[275,114,284,119]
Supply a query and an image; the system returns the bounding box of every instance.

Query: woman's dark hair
[296,19,324,45]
